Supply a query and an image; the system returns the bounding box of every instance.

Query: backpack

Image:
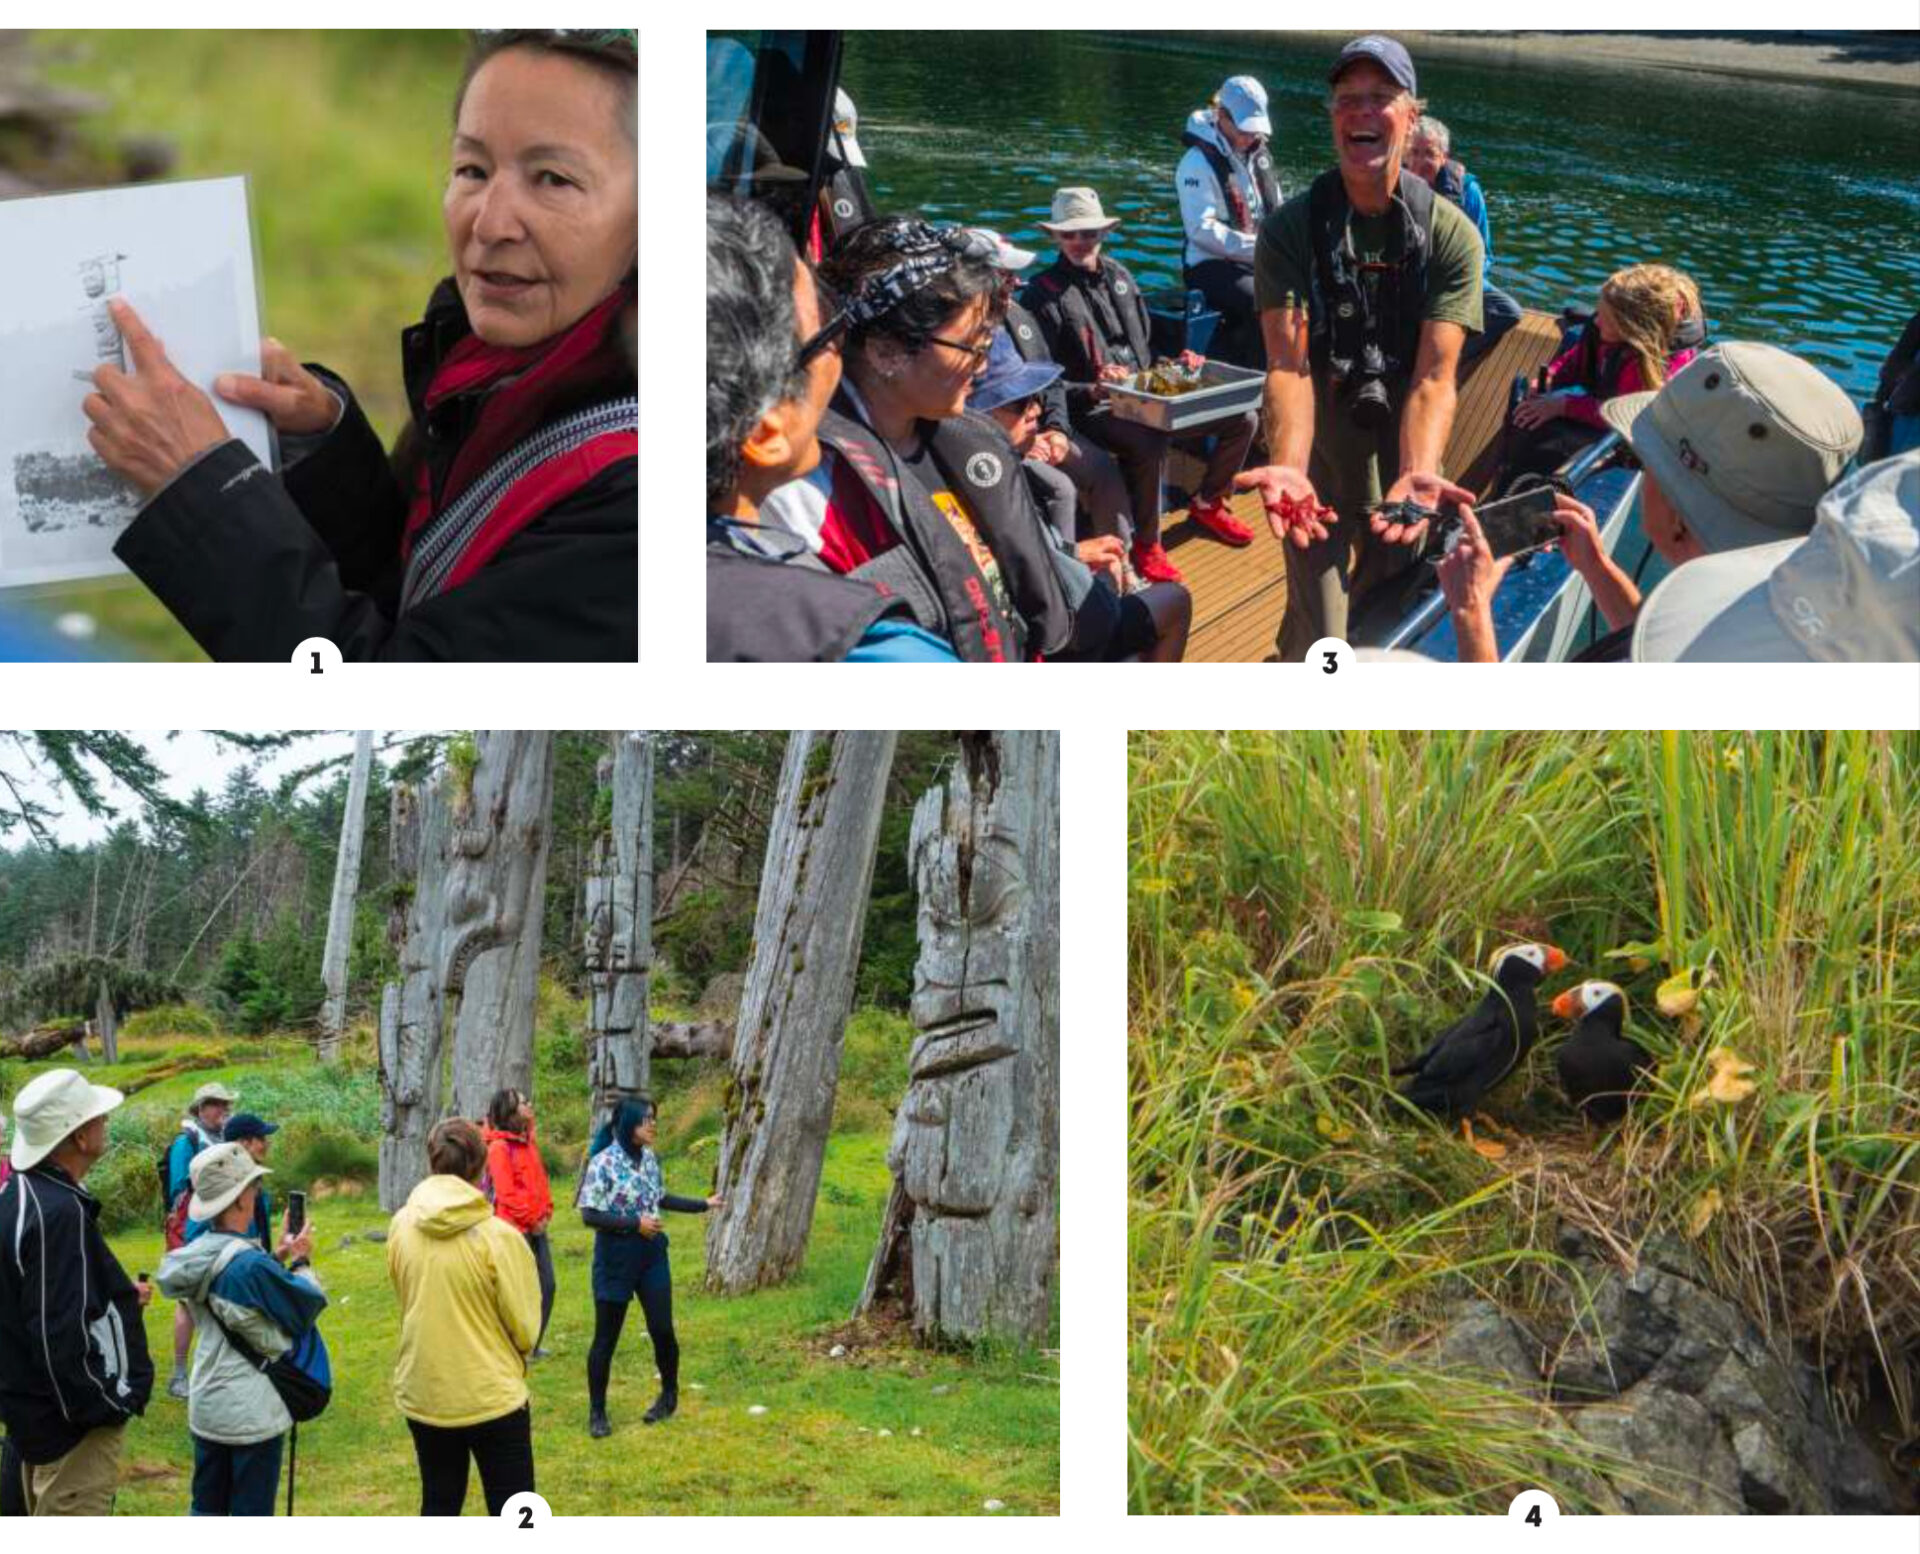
[159,1130,199,1244]
[207,1241,332,1423]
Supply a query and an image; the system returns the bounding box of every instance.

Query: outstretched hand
[1373,470,1474,547]
[216,339,340,437]
[1234,465,1335,550]
[81,298,234,496]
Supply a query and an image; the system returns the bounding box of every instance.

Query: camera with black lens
[1329,342,1396,431]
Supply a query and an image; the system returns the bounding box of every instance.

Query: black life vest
[1306,168,1437,384]
[818,399,1074,661]
[1025,257,1152,378]
[1180,126,1283,236]
[706,521,904,662]
[819,154,877,248]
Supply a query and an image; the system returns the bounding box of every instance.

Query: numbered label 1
[1508,1488,1559,1525]
[293,636,343,675]
[1306,636,1353,676]
[501,1490,552,1527]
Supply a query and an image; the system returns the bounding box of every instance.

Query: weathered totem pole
[376,774,451,1210]
[705,730,900,1294]
[446,732,556,1122]
[318,729,374,1062]
[583,731,654,1138]
[857,731,1060,1344]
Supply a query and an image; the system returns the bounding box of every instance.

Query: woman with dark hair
[388,1117,541,1515]
[757,216,1075,662]
[577,1099,720,1438]
[482,1088,555,1358]
[79,29,638,661]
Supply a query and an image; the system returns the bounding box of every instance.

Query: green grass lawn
[4,1018,1059,1515]
[21,30,466,659]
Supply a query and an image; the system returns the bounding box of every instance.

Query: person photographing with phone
[156,1142,328,1516]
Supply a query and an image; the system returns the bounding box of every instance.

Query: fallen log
[0,1021,89,1060]
[650,1020,733,1061]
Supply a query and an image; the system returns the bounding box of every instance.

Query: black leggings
[406,1404,533,1516]
[586,1282,678,1409]
[523,1230,556,1349]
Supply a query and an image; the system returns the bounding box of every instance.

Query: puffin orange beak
[1544,945,1569,974]
[1550,989,1578,1020]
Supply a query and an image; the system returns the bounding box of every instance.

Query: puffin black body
[1393,944,1567,1135]
[1551,982,1650,1125]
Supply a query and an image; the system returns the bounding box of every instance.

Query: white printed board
[0,175,270,589]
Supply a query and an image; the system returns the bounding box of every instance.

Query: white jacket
[1176,109,1274,269]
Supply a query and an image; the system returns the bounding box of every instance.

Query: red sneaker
[1131,541,1185,585]
[1187,494,1254,547]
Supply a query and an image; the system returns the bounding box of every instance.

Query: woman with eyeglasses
[756,217,1077,662]
[577,1099,721,1438]
[1022,187,1258,589]
[80,30,637,661]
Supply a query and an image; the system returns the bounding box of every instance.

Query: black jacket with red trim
[0,1163,154,1465]
[114,278,636,662]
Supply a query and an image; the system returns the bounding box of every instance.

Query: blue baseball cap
[1329,35,1417,96]
[222,1113,279,1143]
[968,329,1063,414]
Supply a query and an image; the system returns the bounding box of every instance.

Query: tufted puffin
[1550,980,1651,1125]
[1393,942,1568,1158]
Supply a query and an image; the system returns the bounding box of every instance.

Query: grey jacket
[156,1233,325,1446]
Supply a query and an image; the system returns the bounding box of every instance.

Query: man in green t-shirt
[1235,36,1486,660]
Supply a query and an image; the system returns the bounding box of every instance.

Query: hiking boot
[1187,494,1254,547]
[642,1389,678,1425]
[167,1371,190,1401]
[588,1408,611,1439]
[1131,542,1184,585]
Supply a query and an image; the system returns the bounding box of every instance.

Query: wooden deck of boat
[1162,309,1564,662]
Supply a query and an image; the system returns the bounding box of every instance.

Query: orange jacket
[481,1124,553,1234]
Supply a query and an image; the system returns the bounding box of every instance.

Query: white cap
[966,226,1037,272]
[188,1141,272,1222]
[1218,76,1271,138]
[1631,451,1920,663]
[9,1069,124,1171]
[832,87,866,169]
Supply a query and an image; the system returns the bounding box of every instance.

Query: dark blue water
[842,31,1920,399]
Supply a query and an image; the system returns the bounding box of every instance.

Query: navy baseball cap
[222,1113,279,1143]
[1328,35,1417,96]
[968,329,1063,414]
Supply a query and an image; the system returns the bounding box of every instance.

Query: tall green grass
[1129,731,1919,1513]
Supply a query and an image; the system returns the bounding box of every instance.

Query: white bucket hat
[1038,187,1120,236]
[190,1081,238,1112]
[1631,451,1920,663]
[188,1141,271,1222]
[1218,75,1272,138]
[1601,343,1863,554]
[9,1069,124,1171]
[832,87,867,170]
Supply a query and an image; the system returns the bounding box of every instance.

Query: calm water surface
[843,31,1920,398]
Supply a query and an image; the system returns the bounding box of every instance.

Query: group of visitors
[708,32,1913,663]
[2,1069,714,1516]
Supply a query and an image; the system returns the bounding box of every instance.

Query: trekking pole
[286,1423,297,1516]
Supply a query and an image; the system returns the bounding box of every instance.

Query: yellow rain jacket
[387,1174,541,1427]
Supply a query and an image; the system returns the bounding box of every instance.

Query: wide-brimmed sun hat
[188,1141,272,1222]
[1038,187,1120,236]
[1601,343,1863,554]
[9,1069,124,1171]
[1630,450,1920,663]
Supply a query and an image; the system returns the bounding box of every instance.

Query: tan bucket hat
[1038,187,1120,236]
[187,1141,272,1222]
[1600,343,1863,554]
[9,1069,124,1171]
[1631,451,1920,663]
[190,1081,238,1110]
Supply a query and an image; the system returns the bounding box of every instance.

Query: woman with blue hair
[578,1098,722,1438]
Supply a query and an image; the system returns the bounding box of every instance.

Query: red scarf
[402,284,636,590]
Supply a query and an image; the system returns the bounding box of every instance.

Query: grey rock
[336,1234,357,1250]
[1430,1299,1545,1401]
[363,1228,388,1244]
[1568,1387,1744,1514]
